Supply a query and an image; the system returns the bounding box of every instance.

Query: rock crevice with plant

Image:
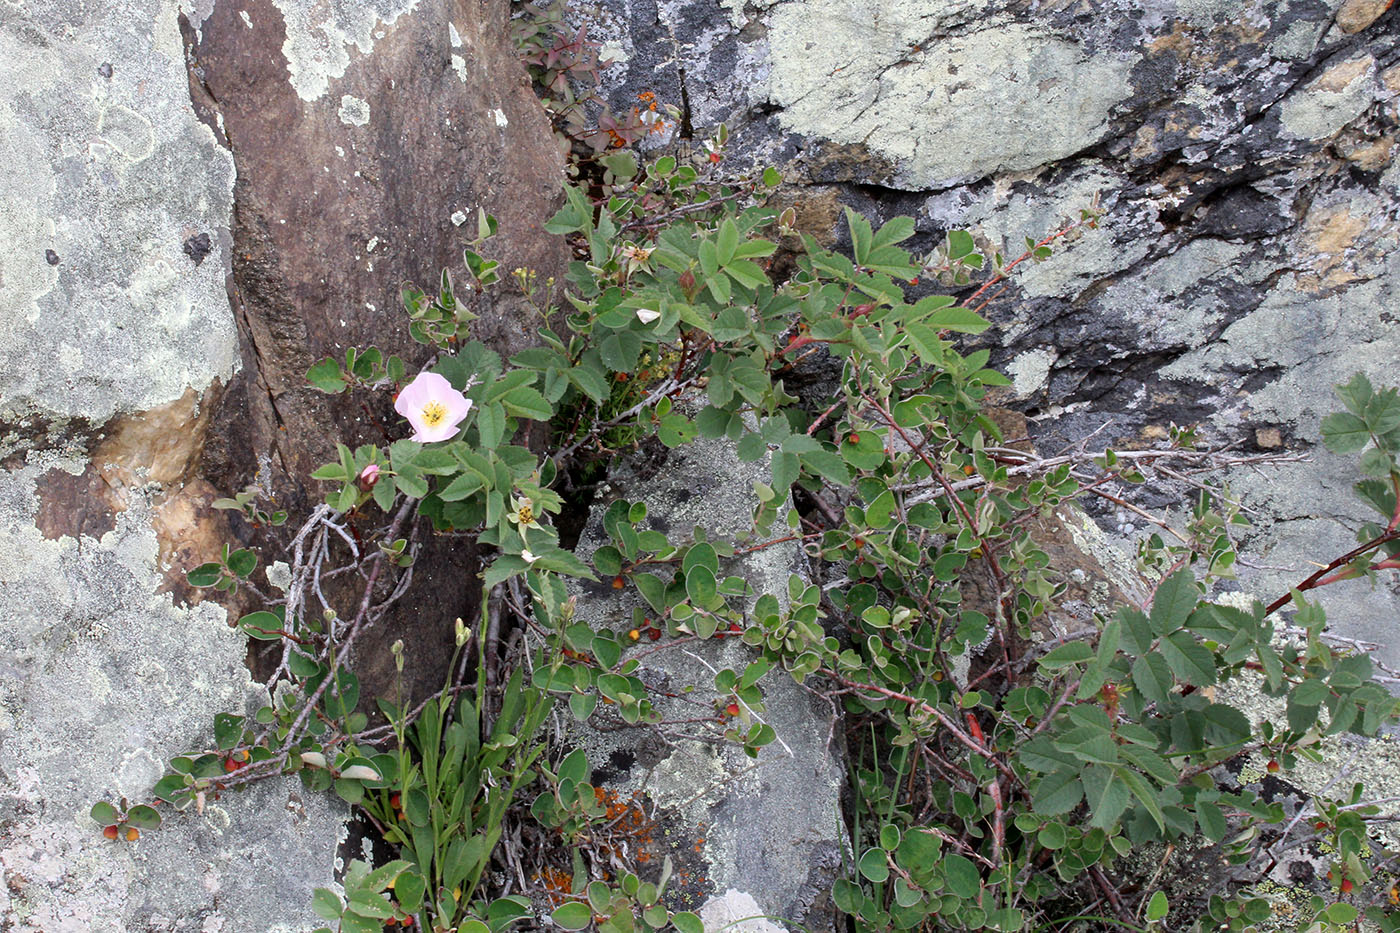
[90,116,1400,933]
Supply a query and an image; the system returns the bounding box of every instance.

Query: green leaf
[477,401,505,449]
[1117,767,1165,834]
[672,912,703,933]
[1196,801,1227,842]
[1038,822,1067,849]
[1159,632,1216,686]
[1038,642,1094,670]
[1033,769,1083,815]
[1146,891,1169,922]
[1131,653,1174,706]
[858,847,889,882]
[902,323,947,366]
[1083,766,1130,829]
[226,549,257,579]
[213,713,243,750]
[239,611,285,641]
[599,331,642,372]
[529,548,598,580]
[1150,570,1198,636]
[716,218,740,265]
[569,362,610,405]
[771,451,798,493]
[500,385,552,421]
[90,801,120,825]
[340,914,381,933]
[1323,903,1359,924]
[312,888,344,921]
[439,471,484,502]
[186,562,224,587]
[682,542,719,577]
[1321,412,1370,453]
[925,307,991,334]
[947,229,976,260]
[346,888,396,920]
[394,466,429,500]
[1334,372,1374,417]
[801,449,851,486]
[685,565,717,605]
[658,413,697,448]
[306,358,347,393]
[725,260,769,290]
[942,853,980,898]
[633,573,667,613]
[395,870,427,913]
[552,903,594,930]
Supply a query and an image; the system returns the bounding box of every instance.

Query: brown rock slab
[185,0,572,701]
[1337,0,1394,33]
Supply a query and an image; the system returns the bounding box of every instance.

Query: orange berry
[224,757,241,773]
[962,464,976,475]
[646,628,662,641]
[1316,821,1329,830]
[708,152,722,163]
[1267,759,1280,773]
[390,793,402,810]
[103,825,119,840]
[125,827,139,842]
[847,433,860,445]
[612,576,625,589]
[628,629,641,642]
[725,703,740,717]
[1341,879,1354,894]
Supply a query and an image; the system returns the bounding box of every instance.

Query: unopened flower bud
[454,618,469,647]
[358,463,381,490]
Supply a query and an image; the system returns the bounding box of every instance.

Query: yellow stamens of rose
[516,504,534,525]
[420,400,447,427]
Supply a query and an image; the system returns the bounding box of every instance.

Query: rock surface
[5,0,1400,926]
[186,0,573,706]
[0,0,570,928]
[581,0,1400,663]
[568,432,845,932]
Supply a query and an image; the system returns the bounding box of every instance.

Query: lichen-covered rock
[1,0,575,928]
[577,0,1400,670]
[567,432,845,932]
[0,0,236,428]
[0,0,350,927]
[0,461,346,933]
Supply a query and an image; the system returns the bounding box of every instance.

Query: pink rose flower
[394,371,472,443]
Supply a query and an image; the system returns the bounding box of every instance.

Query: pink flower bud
[358,463,381,490]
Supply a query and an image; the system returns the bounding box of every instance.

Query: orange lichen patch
[532,865,576,908]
